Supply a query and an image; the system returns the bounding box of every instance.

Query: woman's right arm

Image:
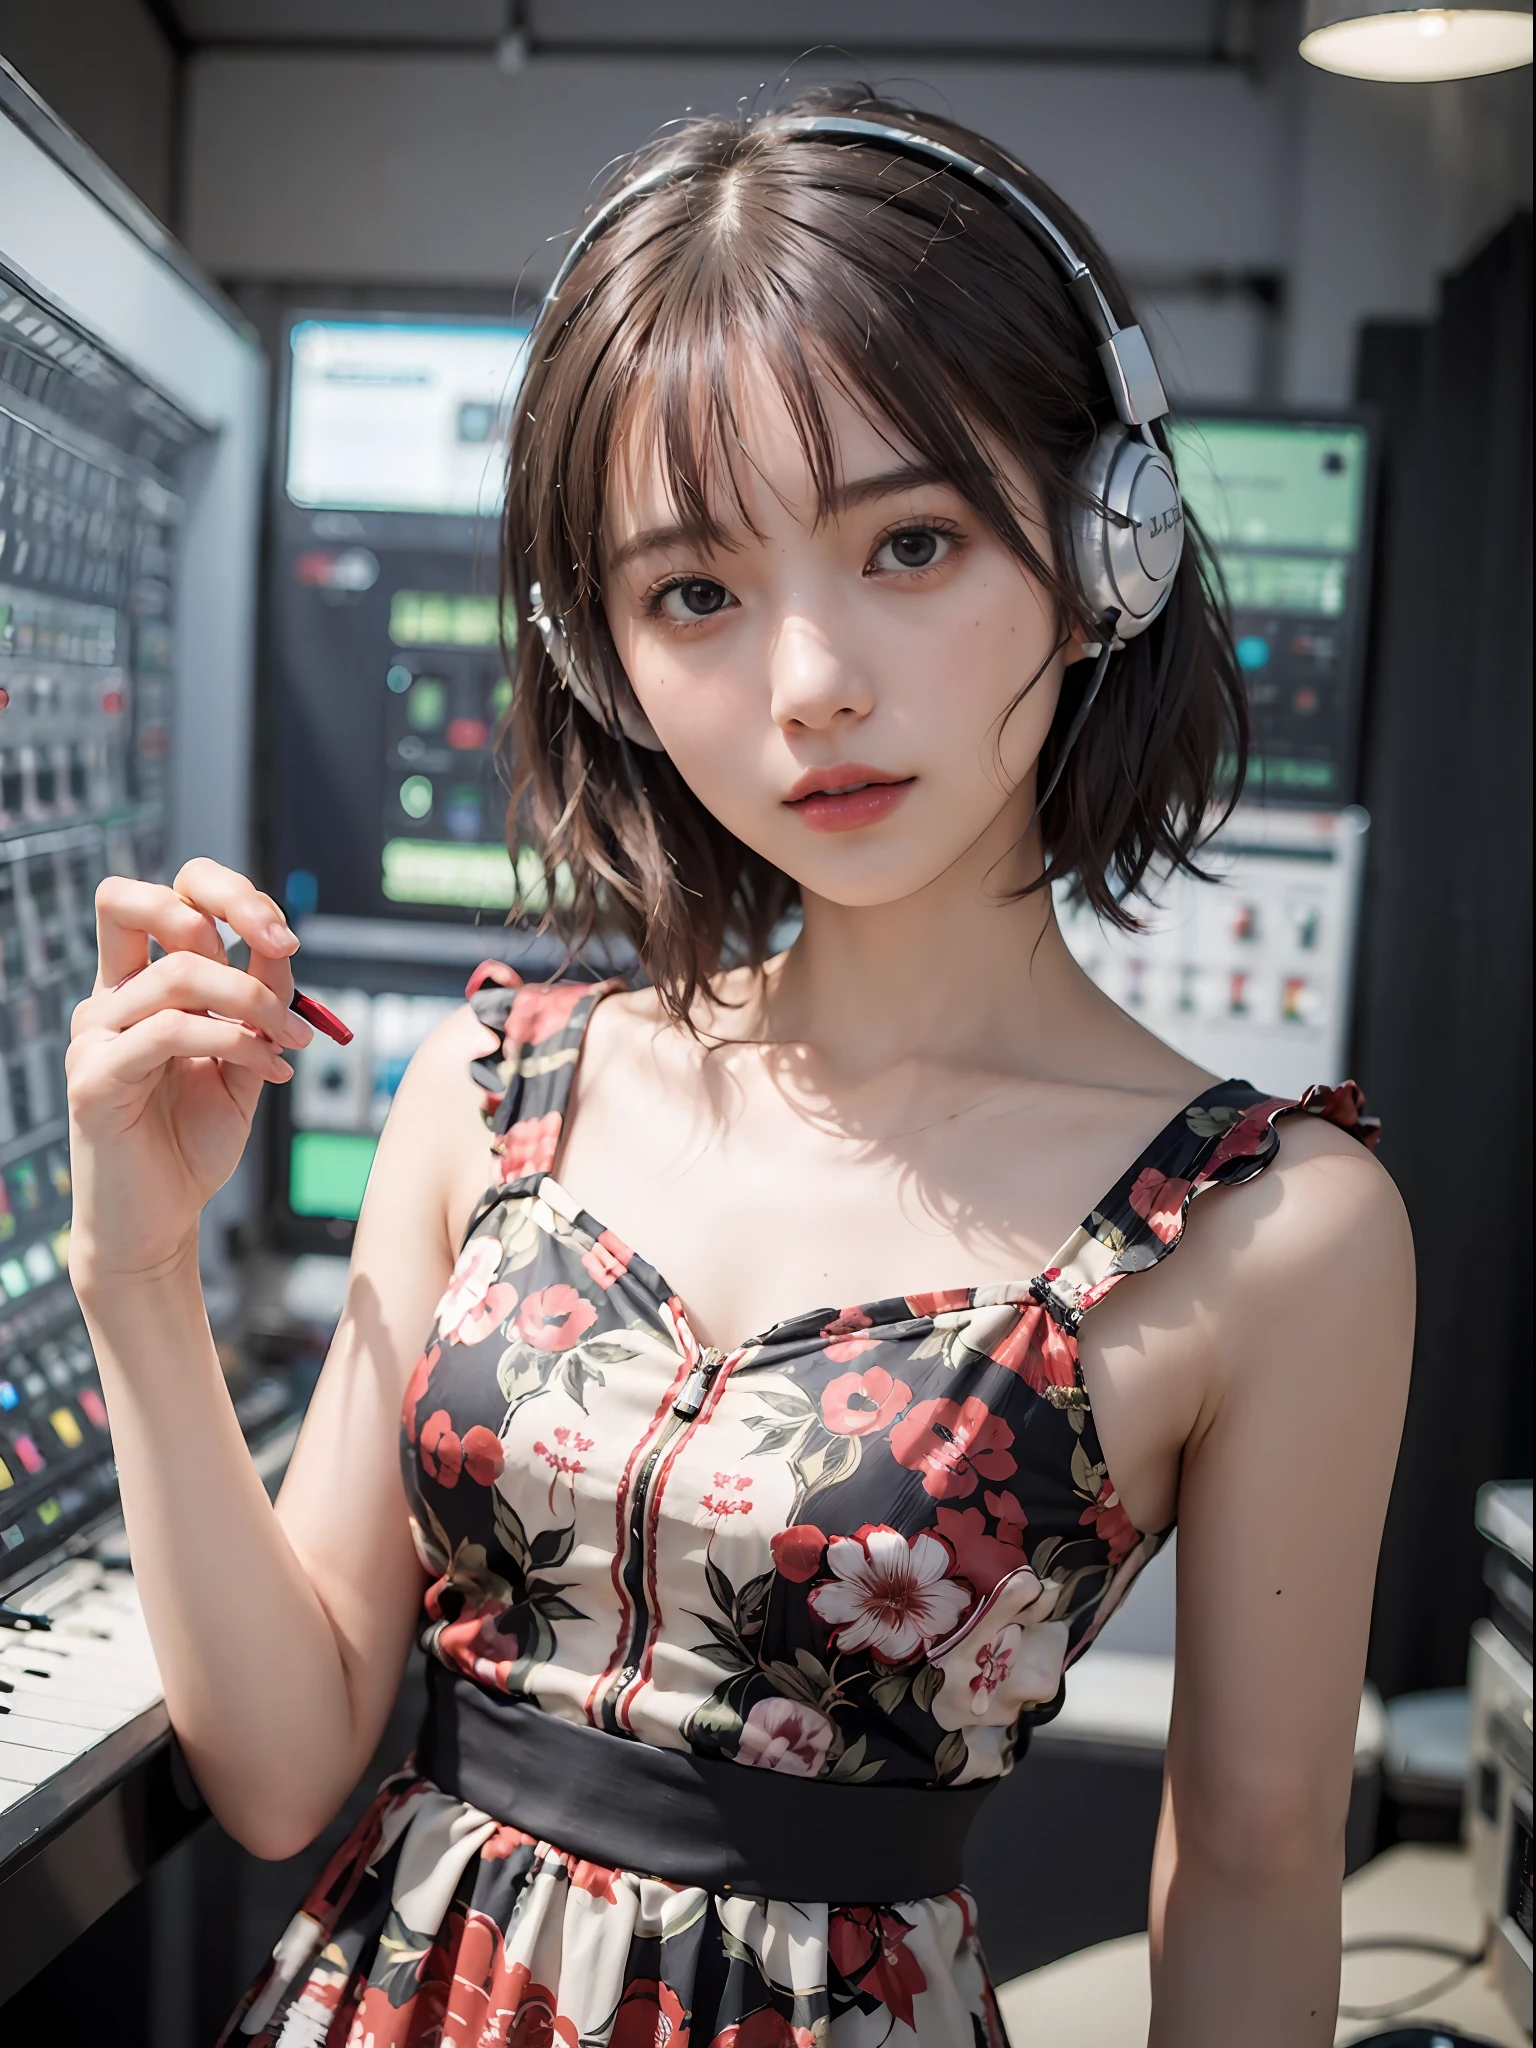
[66,859,492,1858]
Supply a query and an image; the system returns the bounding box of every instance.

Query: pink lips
[784,765,915,835]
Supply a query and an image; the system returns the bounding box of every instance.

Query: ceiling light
[1301,3,1533,78]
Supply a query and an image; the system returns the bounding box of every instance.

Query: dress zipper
[598,1345,728,1728]
[671,1344,726,1418]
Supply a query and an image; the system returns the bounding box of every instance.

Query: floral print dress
[226,964,1378,2048]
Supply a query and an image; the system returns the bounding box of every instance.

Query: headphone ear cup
[529,585,666,751]
[1071,426,1185,641]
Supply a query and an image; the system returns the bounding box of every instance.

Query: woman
[66,89,1412,2048]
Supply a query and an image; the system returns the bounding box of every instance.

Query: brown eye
[659,577,733,621]
[872,527,951,574]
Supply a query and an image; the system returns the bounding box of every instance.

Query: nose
[766,609,875,736]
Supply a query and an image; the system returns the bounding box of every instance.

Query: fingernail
[264,920,298,952]
[270,1056,293,1081]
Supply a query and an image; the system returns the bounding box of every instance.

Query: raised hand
[65,857,314,1293]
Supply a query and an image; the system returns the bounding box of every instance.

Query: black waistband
[416,1661,993,1905]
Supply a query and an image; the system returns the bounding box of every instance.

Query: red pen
[290,989,353,1046]
[112,965,354,1047]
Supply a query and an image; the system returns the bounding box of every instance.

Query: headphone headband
[540,113,1170,431]
[530,109,1185,750]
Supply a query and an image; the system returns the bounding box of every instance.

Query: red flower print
[461,1424,504,1487]
[1203,1103,1281,1180]
[581,1228,634,1290]
[904,1287,972,1318]
[401,1343,439,1442]
[932,1498,1026,1600]
[510,1982,561,2048]
[821,1366,912,1437]
[567,1855,619,1903]
[890,1396,1017,1501]
[517,1284,598,1352]
[821,1306,877,1364]
[699,1472,754,1519]
[611,1979,690,2048]
[511,980,593,1047]
[499,1109,563,1181]
[535,1424,594,1474]
[770,1524,827,1583]
[808,1525,971,1665]
[420,1409,464,1488]
[989,1304,1078,1394]
[828,1905,929,2031]
[1080,1476,1139,1567]
[1127,1167,1193,1246]
[709,2015,816,2048]
[482,1822,536,1860]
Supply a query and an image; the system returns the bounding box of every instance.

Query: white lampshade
[1301,3,1533,78]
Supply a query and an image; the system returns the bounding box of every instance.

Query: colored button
[447,717,489,751]
[78,1388,107,1430]
[0,1455,11,1489]
[0,1382,16,1410]
[1235,634,1271,671]
[49,1407,82,1450]
[11,1434,43,1475]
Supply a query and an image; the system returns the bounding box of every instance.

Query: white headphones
[529,114,1186,753]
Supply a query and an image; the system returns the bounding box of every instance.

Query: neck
[760,817,1086,1081]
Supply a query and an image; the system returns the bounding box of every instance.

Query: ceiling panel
[529,0,1229,53]
[171,0,506,42]
[170,0,1231,53]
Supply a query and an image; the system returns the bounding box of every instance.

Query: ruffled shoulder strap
[464,960,624,1181]
[1031,1078,1380,1333]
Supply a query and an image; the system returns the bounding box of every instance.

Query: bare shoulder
[1195,1106,1414,1402]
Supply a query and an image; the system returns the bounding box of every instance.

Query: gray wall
[0,0,176,222]
[1,5,1529,406]
[177,40,1531,405]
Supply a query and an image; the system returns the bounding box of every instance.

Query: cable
[1026,608,1122,834]
[1335,1929,1490,2022]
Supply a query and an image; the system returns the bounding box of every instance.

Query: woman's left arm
[1147,1118,1415,2045]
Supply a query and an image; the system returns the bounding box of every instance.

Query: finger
[172,861,297,998]
[94,876,226,991]
[99,953,313,1050]
[79,1012,294,1094]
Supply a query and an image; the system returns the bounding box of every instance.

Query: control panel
[0,264,203,1583]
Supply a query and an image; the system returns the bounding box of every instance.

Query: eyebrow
[606,462,952,575]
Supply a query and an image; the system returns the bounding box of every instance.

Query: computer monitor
[266,310,542,928]
[1167,412,1377,806]
[286,319,531,519]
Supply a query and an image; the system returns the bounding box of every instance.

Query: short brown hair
[499,85,1245,1022]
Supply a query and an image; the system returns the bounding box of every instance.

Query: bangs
[575,169,1072,610]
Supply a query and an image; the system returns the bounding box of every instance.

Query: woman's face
[601,357,1070,909]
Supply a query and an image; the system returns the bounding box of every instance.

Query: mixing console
[0,264,202,1596]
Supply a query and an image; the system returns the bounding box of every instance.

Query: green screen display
[289,1131,378,1219]
[1219,552,1348,617]
[1168,421,1368,554]
[388,590,511,649]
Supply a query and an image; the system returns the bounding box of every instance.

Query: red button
[12,1434,44,1474]
[447,718,489,751]
[78,1388,108,1430]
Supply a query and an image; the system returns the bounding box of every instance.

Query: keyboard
[0,1557,162,1812]
[0,1417,301,2004]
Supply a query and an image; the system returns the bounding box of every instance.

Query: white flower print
[929,1564,1070,1728]
[737,1696,835,1776]
[433,1236,505,1344]
[807,1525,972,1666]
